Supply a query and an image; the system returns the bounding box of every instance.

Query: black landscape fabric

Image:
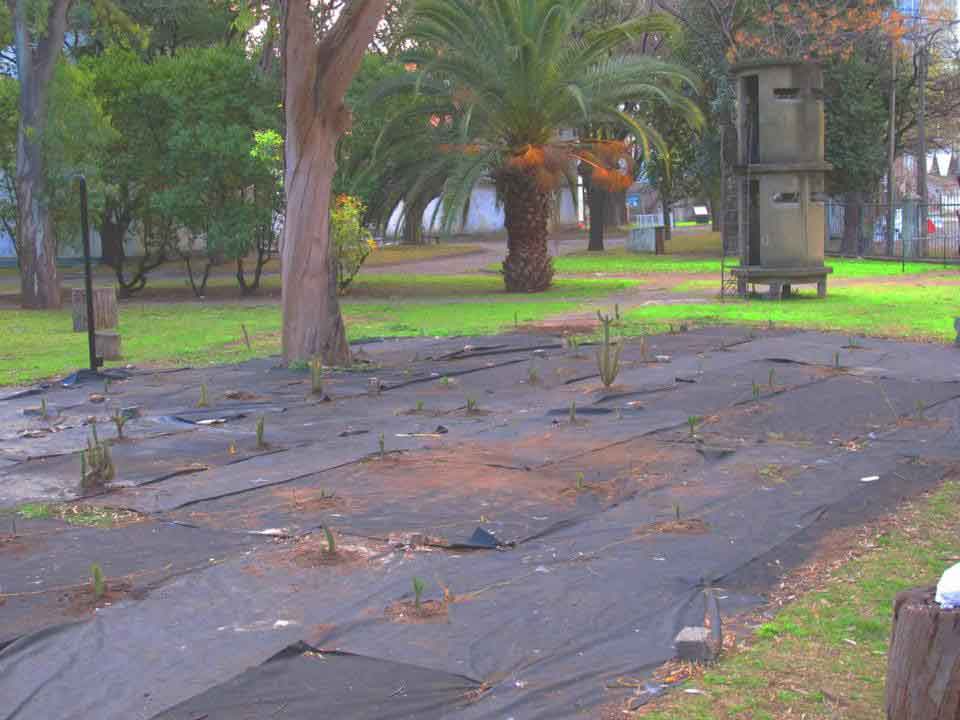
[1,328,959,719]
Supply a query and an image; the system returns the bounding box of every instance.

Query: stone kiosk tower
[731,60,833,298]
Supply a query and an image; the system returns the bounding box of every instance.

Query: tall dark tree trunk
[662,199,673,245]
[13,0,72,309]
[603,189,627,227]
[842,191,863,257]
[587,185,605,252]
[99,202,130,270]
[402,196,427,245]
[709,186,721,232]
[499,167,554,292]
[280,0,388,364]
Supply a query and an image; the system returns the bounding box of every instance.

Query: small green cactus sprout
[310,357,324,395]
[569,400,577,424]
[576,472,586,492]
[415,400,425,412]
[916,400,926,418]
[412,577,425,610]
[91,563,105,601]
[753,381,761,402]
[466,397,478,413]
[40,397,48,419]
[323,526,336,555]
[528,362,540,386]
[255,416,266,449]
[198,383,209,408]
[80,424,115,492]
[768,368,776,389]
[614,303,621,321]
[379,432,386,458]
[687,415,702,438]
[834,351,841,370]
[111,408,128,440]
[596,311,622,388]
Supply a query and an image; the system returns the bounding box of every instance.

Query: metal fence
[825,194,960,263]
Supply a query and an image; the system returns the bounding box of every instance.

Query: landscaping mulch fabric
[2,327,960,719]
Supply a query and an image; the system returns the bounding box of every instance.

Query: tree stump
[72,287,118,332]
[94,331,122,361]
[886,586,960,720]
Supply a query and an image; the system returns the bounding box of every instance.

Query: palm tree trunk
[499,167,554,292]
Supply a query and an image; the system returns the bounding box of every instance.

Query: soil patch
[62,579,134,617]
[635,518,710,538]
[384,598,449,624]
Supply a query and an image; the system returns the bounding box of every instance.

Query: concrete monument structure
[731,60,833,298]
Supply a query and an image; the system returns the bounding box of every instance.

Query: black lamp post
[77,175,102,373]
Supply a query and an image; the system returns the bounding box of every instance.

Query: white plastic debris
[860,476,880,483]
[935,562,960,609]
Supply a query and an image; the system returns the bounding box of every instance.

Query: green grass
[553,249,958,278]
[619,283,960,343]
[0,275,639,386]
[9,502,142,527]
[641,480,960,720]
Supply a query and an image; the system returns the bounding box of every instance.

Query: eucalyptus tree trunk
[499,167,554,292]
[280,0,388,364]
[13,0,72,309]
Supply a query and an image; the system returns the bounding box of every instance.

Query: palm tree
[373,0,702,292]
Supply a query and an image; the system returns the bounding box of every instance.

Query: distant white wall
[386,183,579,237]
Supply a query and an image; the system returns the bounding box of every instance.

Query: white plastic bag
[935,562,960,609]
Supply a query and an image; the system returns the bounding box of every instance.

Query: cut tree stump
[72,287,118,332]
[886,586,960,720]
[94,331,122,361]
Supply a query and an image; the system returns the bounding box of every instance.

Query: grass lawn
[554,248,959,279]
[0,244,483,290]
[639,480,960,720]
[619,283,960,343]
[0,275,639,387]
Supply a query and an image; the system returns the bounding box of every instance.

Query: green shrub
[333,195,376,295]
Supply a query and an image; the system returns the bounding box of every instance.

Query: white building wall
[386,183,579,237]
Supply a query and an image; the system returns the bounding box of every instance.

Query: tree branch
[314,0,390,111]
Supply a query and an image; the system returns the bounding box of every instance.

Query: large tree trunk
[14,0,71,309]
[499,167,554,292]
[280,0,388,364]
[886,586,960,720]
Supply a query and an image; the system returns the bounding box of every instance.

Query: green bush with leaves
[333,194,376,295]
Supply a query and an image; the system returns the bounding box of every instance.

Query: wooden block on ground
[72,287,118,332]
[886,586,960,720]
[95,331,122,361]
[674,626,717,663]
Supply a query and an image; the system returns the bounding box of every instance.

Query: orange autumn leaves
[500,141,636,191]
[731,0,910,62]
